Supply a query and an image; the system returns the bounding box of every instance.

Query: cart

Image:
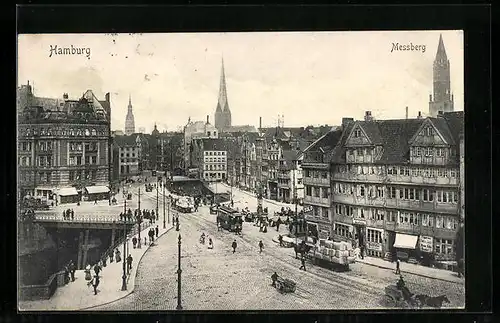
[384,285,420,308]
[274,276,296,294]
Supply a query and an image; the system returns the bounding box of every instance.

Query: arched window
[70,129,75,136]
[85,129,90,136]
[91,128,97,136]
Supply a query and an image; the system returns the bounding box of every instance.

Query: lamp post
[176,234,182,310]
[121,202,127,291]
[137,188,142,249]
[156,178,159,220]
[163,180,166,229]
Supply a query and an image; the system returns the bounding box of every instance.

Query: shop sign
[419,235,433,253]
[303,205,313,214]
[366,242,383,252]
[353,218,366,225]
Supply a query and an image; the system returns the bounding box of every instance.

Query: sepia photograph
[17,31,465,311]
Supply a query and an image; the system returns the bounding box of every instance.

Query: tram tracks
[186,213,384,302]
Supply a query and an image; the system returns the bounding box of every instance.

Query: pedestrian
[94,263,101,276]
[71,209,74,220]
[278,234,283,247]
[299,256,306,271]
[91,274,100,295]
[144,237,147,245]
[271,272,278,287]
[395,258,401,275]
[109,250,114,263]
[208,238,213,249]
[276,218,281,231]
[360,245,365,260]
[132,236,137,249]
[94,198,97,205]
[115,249,121,262]
[126,254,133,272]
[63,264,70,284]
[62,210,66,220]
[259,240,264,253]
[69,260,76,282]
[155,225,159,238]
[232,240,237,253]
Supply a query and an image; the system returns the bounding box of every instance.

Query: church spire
[125,93,135,135]
[215,56,231,131]
[218,56,229,112]
[435,33,448,62]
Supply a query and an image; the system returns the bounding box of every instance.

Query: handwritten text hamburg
[49,45,91,59]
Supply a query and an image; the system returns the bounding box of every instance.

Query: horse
[415,294,450,308]
[293,244,312,259]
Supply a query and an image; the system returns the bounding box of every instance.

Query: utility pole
[156,178,159,220]
[176,234,183,310]
[121,206,127,291]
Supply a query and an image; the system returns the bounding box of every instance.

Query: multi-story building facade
[183,116,218,169]
[113,134,141,178]
[277,150,304,204]
[328,111,463,263]
[302,128,345,239]
[17,85,111,203]
[191,138,227,182]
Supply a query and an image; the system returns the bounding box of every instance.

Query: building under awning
[58,187,79,196]
[85,186,110,194]
[393,233,418,249]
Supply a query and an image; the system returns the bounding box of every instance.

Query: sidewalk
[19,222,175,311]
[355,256,464,284]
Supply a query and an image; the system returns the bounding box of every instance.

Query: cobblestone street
[94,188,464,310]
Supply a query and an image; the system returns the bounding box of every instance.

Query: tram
[216,205,243,232]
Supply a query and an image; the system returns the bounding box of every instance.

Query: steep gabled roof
[199,138,226,151]
[439,111,464,144]
[377,119,424,163]
[357,121,384,145]
[113,134,139,147]
[429,117,455,145]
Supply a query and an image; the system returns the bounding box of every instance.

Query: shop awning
[58,187,78,196]
[393,233,418,249]
[85,186,110,194]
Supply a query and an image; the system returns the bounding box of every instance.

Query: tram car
[216,205,243,232]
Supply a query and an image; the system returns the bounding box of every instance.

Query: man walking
[395,257,401,275]
[259,240,264,253]
[91,274,100,295]
[126,254,133,273]
[231,240,237,253]
[132,236,137,249]
[69,260,76,282]
[155,225,159,238]
[94,263,101,276]
[299,256,306,271]
[278,234,284,247]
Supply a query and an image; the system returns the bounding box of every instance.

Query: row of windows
[347,148,373,157]
[22,127,106,137]
[204,157,226,163]
[18,171,53,183]
[204,151,226,156]
[69,170,98,181]
[334,223,351,238]
[366,229,383,244]
[305,186,330,199]
[304,170,328,179]
[204,164,226,171]
[120,159,137,164]
[435,239,455,255]
[204,172,226,179]
[120,153,136,158]
[69,155,98,166]
[310,205,329,218]
[337,164,458,178]
[333,203,458,230]
[410,147,449,157]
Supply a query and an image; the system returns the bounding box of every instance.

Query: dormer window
[425,126,433,136]
[354,129,361,138]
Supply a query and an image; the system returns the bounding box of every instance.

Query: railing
[19,270,60,301]
[33,213,125,223]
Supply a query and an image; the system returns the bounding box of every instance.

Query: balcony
[304,195,330,207]
[303,176,330,186]
[346,155,375,164]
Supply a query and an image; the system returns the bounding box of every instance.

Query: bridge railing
[33,213,130,223]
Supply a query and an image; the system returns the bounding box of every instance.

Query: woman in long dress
[115,248,122,262]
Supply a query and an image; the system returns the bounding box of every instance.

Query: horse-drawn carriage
[274,276,296,294]
[383,279,451,309]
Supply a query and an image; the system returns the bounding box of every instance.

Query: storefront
[57,187,80,204]
[365,227,384,258]
[317,223,331,240]
[392,232,419,261]
[84,185,110,201]
[419,235,435,266]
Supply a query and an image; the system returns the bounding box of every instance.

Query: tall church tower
[429,34,454,117]
[214,57,231,131]
[125,94,136,135]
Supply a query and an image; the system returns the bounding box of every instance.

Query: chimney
[259,117,262,130]
[105,92,110,103]
[63,93,69,100]
[417,111,422,119]
[206,115,210,124]
[364,111,373,122]
[405,106,408,120]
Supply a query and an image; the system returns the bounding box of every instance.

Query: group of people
[62,208,75,220]
[148,226,159,244]
[199,232,214,249]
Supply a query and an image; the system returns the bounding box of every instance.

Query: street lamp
[176,234,182,310]
[137,187,142,249]
[163,180,166,229]
[121,200,127,291]
[156,177,159,221]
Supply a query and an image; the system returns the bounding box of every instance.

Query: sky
[17,31,463,133]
